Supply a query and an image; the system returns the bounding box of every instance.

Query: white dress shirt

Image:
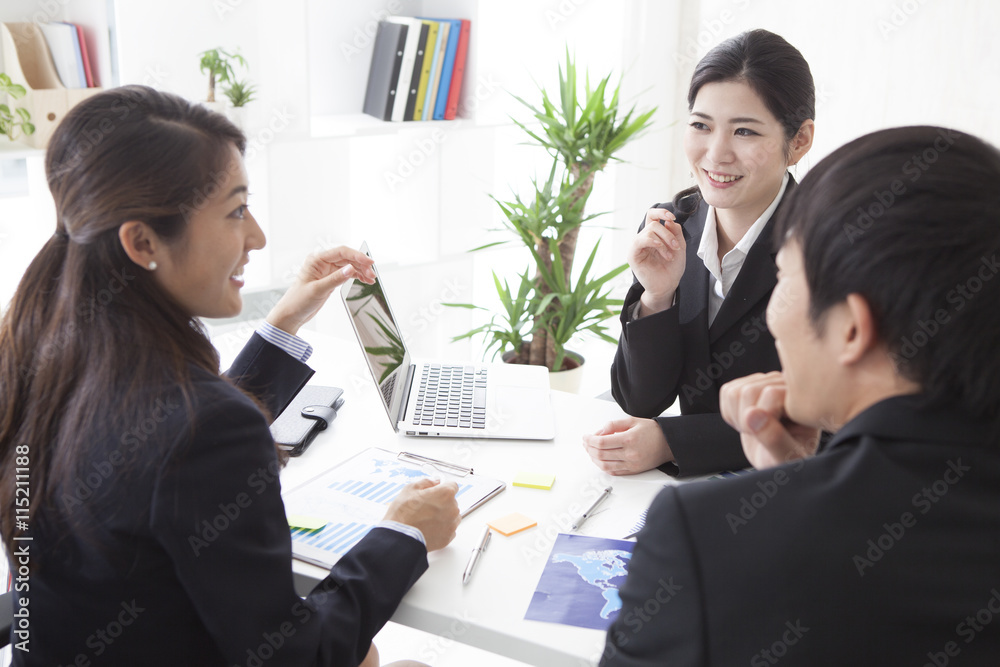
[696,172,789,326]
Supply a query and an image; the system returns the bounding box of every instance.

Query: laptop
[340,242,556,440]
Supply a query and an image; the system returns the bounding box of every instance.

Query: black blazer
[601,395,1000,665]
[15,334,428,666]
[611,180,794,476]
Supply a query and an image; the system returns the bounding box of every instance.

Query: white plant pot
[548,350,585,394]
[503,349,585,394]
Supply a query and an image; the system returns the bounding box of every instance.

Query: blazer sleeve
[656,413,750,478]
[600,486,707,666]
[224,332,315,418]
[610,204,686,418]
[150,389,427,667]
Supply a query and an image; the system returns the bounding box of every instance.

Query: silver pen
[572,485,613,531]
[462,526,491,585]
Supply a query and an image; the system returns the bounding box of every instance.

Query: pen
[462,526,491,585]
[572,485,612,532]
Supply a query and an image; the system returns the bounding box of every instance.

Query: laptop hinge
[396,363,416,425]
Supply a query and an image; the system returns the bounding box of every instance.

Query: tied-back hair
[774,126,1000,427]
[0,86,247,552]
[672,29,816,221]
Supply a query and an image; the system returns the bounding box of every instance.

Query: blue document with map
[525,533,635,630]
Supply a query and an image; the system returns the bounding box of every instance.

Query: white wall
[2,0,998,395]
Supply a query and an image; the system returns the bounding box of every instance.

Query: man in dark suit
[600,126,1000,665]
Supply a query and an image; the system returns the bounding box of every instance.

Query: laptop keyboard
[413,364,487,429]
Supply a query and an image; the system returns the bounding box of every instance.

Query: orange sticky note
[488,512,537,536]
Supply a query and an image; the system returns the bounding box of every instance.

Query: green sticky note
[512,472,556,490]
[287,514,327,531]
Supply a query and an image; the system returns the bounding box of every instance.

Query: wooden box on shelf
[1,22,102,149]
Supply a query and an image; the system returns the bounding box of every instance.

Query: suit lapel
[708,178,796,343]
[678,202,710,336]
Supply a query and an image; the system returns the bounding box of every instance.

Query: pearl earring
[147,261,158,271]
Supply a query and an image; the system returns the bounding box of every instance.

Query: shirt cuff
[377,520,427,547]
[255,321,313,363]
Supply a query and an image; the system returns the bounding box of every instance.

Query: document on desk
[282,447,505,569]
[525,533,634,630]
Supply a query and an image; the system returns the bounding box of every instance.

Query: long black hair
[0,86,247,551]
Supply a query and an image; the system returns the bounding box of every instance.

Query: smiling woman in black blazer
[0,87,459,666]
[584,29,816,477]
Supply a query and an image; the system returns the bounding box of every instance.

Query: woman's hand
[266,246,376,336]
[719,372,821,469]
[384,478,461,552]
[628,208,687,316]
[582,416,674,475]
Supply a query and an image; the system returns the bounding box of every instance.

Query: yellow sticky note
[488,512,537,536]
[287,514,327,531]
[513,472,556,490]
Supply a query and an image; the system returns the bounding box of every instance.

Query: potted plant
[0,73,35,143]
[198,47,247,104]
[449,51,655,387]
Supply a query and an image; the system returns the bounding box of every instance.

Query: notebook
[340,242,556,440]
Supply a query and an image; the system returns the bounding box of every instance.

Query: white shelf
[309,112,513,139]
[0,141,43,161]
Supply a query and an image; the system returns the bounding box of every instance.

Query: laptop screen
[341,251,409,417]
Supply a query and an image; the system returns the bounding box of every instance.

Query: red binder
[444,19,470,120]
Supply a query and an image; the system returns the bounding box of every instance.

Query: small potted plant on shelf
[198,47,256,128]
[448,50,655,391]
[0,73,35,143]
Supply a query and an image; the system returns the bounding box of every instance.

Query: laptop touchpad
[492,385,555,439]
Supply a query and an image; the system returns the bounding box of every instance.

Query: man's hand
[720,372,820,469]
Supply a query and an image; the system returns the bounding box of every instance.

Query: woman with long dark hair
[584,29,816,477]
[0,86,459,666]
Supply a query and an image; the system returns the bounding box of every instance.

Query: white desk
[254,330,676,667]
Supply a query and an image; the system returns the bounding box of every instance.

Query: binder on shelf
[430,18,461,121]
[402,21,429,121]
[411,19,439,120]
[361,20,407,121]
[444,19,471,120]
[422,20,450,121]
[384,17,422,123]
[1,22,102,149]
[70,23,95,87]
[37,22,83,88]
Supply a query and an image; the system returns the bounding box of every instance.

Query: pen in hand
[462,525,491,585]
[572,485,613,532]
